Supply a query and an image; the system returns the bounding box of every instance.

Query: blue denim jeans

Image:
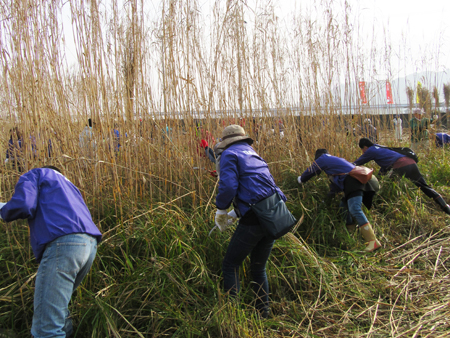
[31,234,98,338]
[222,222,274,312]
[340,195,369,227]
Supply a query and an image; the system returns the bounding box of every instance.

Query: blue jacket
[216,142,286,216]
[354,145,404,170]
[0,168,102,262]
[435,133,450,147]
[301,154,354,192]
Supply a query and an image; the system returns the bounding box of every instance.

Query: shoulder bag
[348,166,374,184]
[247,192,297,239]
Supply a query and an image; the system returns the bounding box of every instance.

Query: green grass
[1,147,450,337]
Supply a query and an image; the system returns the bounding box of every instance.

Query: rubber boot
[434,196,450,215]
[359,223,381,252]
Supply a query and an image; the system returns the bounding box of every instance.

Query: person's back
[217,141,285,216]
[0,166,102,337]
[354,143,404,170]
[0,167,102,262]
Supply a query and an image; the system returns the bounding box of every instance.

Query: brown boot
[359,223,381,252]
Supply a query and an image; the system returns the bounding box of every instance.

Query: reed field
[1,0,450,337]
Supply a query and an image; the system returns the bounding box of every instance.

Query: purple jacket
[301,154,354,191]
[435,133,450,147]
[216,142,286,216]
[1,168,102,262]
[354,145,404,170]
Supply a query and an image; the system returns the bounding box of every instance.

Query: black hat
[314,149,328,160]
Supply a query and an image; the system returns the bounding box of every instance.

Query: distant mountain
[338,69,450,108]
[390,70,450,106]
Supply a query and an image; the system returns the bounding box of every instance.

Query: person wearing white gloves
[214,125,287,318]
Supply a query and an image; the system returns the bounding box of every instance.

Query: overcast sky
[271,0,450,75]
[60,0,450,85]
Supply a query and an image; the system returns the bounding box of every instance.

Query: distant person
[0,166,102,337]
[362,118,377,143]
[278,120,285,139]
[298,149,381,252]
[435,132,450,147]
[355,138,450,215]
[199,139,216,164]
[79,118,96,158]
[111,123,127,152]
[5,127,23,171]
[346,115,361,138]
[409,108,439,151]
[393,115,403,140]
[214,125,287,318]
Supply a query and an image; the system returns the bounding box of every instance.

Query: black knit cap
[314,149,328,160]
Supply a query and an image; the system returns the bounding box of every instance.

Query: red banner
[359,81,367,104]
[386,81,394,104]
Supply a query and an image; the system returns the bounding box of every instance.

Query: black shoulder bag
[243,192,297,239]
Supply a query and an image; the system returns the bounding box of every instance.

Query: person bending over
[298,149,381,252]
[214,125,287,318]
[0,166,102,337]
[355,138,450,215]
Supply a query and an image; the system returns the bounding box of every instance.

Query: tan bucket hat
[216,124,253,150]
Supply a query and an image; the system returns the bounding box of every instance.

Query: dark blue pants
[395,164,440,199]
[222,222,274,312]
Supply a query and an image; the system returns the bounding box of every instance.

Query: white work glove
[215,209,229,232]
[297,176,303,184]
[434,114,439,120]
[4,158,8,164]
[227,209,238,225]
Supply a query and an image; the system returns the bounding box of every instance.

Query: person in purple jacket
[298,149,381,252]
[0,166,102,338]
[355,138,450,215]
[435,132,450,148]
[214,125,286,318]
[5,127,23,172]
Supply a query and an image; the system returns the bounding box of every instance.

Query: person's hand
[297,176,303,185]
[434,114,439,120]
[227,209,238,225]
[4,158,8,164]
[215,209,229,232]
